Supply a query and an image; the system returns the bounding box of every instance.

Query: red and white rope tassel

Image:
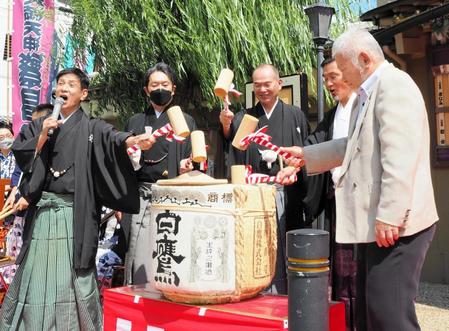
[127,123,185,156]
[240,128,297,184]
[245,165,296,185]
[239,125,293,161]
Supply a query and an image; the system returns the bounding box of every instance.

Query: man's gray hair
[332,29,384,65]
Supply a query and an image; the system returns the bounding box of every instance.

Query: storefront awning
[364,2,449,44]
[360,0,443,22]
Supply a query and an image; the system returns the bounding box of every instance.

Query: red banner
[12,0,55,134]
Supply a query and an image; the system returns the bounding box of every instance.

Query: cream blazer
[334,63,438,243]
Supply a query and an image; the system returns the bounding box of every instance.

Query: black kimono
[124,105,196,181]
[227,100,310,229]
[224,100,309,294]
[302,105,337,221]
[13,108,139,270]
[122,105,196,284]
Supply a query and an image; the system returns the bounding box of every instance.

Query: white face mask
[0,137,14,149]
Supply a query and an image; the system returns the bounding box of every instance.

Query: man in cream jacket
[279,29,438,330]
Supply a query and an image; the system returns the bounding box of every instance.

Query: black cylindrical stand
[287,229,329,331]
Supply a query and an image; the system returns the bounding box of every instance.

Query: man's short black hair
[33,103,54,115]
[56,67,90,89]
[0,121,13,136]
[143,62,175,87]
[321,57,336,68]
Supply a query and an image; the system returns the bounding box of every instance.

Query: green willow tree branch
[68,0,357,119]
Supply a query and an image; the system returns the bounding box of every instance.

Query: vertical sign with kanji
[153,210,185,286]
[150,208,236,292]
[12,0,55,134]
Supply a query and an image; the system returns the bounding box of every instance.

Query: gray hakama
[0,193,102,330]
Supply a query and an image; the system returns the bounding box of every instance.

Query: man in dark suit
[305,57,359,331]
[220,63,309,294]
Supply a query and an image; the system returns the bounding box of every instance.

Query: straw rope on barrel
[234,187,249,301]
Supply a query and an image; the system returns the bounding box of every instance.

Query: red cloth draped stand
[103,284,345,331]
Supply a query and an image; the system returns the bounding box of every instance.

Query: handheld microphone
[48,97,65,136]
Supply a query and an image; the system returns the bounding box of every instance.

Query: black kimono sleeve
[180,114,196,160]
[91,119,139,214]
[221,110,246,179]
[301,108,336,220]
[284,106,311,228]
[168,113,197,178]
[294,107,310,145]
[12,117,49,203]
[12,118,44,173]
[306,109,334,146]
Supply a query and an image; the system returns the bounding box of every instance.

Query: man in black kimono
[220,64,309,294]
[0,68,154,330]
[304,57,360,331]
[122,62,197,285]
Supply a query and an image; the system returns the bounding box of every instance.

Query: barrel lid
[156,170,228,186]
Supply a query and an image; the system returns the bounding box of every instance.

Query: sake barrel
[149,178,277,304]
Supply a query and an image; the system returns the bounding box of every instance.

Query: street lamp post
[305,2,335,230]
[305,2,335,123]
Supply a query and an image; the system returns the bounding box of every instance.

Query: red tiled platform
[104,284,345,331]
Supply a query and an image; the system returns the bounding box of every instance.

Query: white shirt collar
[359,61,390,102]
[334,92,356,122]
[154,109,163,118]
[333,92,356,141]
[262,98,279,120]
[331,92,357,185]
[60,108,78,123]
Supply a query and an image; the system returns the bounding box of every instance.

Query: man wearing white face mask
[122,62,197,285]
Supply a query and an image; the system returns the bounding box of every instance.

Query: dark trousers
[356,224,436,331]
[271,185,287,295]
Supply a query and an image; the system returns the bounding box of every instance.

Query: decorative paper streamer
[240,126,293,160]
[245,165,296,184]
[127,123,184,156]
